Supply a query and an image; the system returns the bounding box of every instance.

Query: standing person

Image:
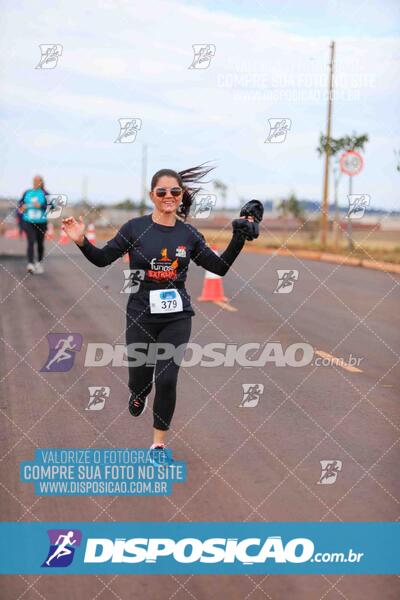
[62,164,261,455]
[19,175,49,274]
[15,206,24,238]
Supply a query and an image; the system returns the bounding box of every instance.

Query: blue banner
[0,522,398,574]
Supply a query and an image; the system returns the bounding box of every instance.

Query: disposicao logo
[40,333,82,372]
[83,536,314,564]
[41,529,82,568]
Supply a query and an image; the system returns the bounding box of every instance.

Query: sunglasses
[154,187,183,198]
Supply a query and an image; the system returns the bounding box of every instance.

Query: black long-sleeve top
[77,213,246,322]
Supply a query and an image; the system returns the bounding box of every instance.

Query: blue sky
[1,0,399,210]
[184,0,400,37]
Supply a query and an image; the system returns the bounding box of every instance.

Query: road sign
[339,150,364,176]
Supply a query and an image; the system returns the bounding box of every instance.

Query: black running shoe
[128,394,148,417]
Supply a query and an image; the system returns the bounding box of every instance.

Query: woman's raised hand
[231,215,259,241]
[62,216,86,246]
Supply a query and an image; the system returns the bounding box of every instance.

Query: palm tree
[317,132,369,249]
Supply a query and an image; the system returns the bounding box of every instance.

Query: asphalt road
[0,236,399,599]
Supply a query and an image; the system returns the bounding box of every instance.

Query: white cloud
[0,0,399,209]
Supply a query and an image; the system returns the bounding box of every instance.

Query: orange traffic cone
[87,222,96,244]
[5,228,19,239]
[198,245,227,302]
[46,222,55,240]
[59,226,70,245]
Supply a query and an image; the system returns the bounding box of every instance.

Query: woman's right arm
[18,191,27,213]
[62,216,133,267]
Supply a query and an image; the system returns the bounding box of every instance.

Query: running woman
[62,165,260,453]
[18,175,49,274]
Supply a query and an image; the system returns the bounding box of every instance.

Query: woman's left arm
[190,218,254,276]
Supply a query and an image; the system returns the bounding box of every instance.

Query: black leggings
[24,222,47,263]
[126,315,192,431]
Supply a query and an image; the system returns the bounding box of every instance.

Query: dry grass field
[93,226,400,264]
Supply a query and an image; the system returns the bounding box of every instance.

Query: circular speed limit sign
[339,150,364,176]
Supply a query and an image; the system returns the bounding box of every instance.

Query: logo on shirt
[175,245,187,258]
[147,248,179,281]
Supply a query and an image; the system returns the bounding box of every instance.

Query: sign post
[339,150,364,250]
[320,41,335,249]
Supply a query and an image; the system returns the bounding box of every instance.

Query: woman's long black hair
[150,162,215,220]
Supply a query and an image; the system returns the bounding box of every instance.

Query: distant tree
[394,149,400,173]
[316,132,369,158]
[115,198,137,210]
[75,200,92,212]
[213,179,228,210]
[278,193,304,221]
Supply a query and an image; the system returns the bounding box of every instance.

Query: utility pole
[82,176,88,204]
[140,143,147,216]
[320,41,335,248]
[347,174,354,250]
[332,162,342,251]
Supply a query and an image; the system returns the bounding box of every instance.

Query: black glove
[239,199,264,224]
[232,218,259,241]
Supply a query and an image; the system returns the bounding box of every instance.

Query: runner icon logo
[265,119,291,143]
[317,460,342,485]
[192,195,216,219]
[121,269,145,294]
[239,383,264,408]
[274,270,299,294]
[35,44,63,69]
[45,194,68,220]
[114,118,142,143]
[347,194,370,219]
[41,529,82,568]
[188,44,216,69]
[40,333,83,372]
[86,386,110,411]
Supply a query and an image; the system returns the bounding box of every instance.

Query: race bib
[27,208,43,220]
[149,289,183,314]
